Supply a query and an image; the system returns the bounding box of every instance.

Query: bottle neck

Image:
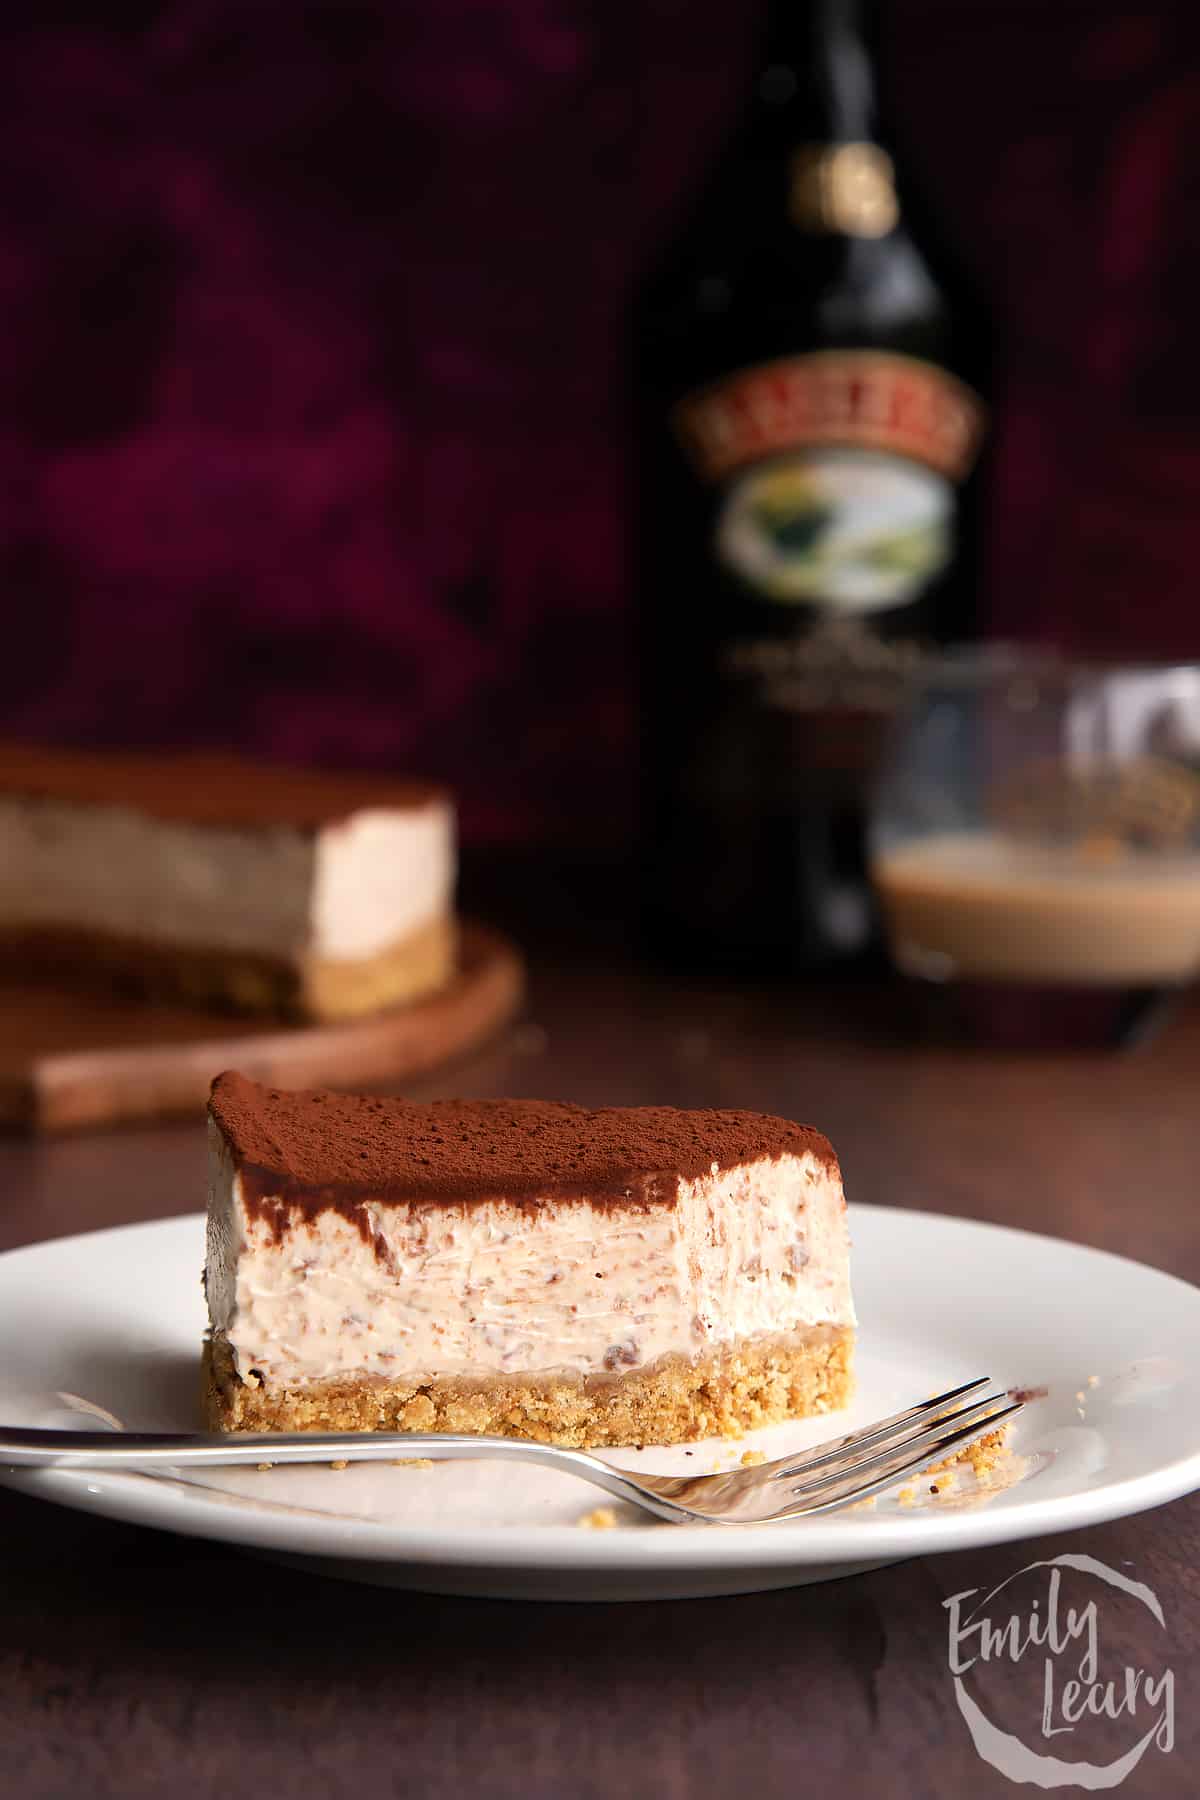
[753,0,896,238]
[756,0,879,145]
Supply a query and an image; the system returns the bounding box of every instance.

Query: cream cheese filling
[0,795,453,960]
[206,1126,855,1386]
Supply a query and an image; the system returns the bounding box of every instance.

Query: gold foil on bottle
[790,143,899,237]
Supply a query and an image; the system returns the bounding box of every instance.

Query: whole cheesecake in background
[0,745,455,1020]
[203,1072,855,1448]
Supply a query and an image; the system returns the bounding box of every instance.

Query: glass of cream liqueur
[870,653,1200,1047]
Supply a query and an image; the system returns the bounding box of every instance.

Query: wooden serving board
[0,921,524,1133]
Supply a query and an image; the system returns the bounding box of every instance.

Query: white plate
[2,1207,1198,1602]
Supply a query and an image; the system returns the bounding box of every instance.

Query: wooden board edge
[19,922,525,1133]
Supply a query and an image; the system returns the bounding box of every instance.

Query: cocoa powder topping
[0,743,444,829]
[209,1071,839,1216]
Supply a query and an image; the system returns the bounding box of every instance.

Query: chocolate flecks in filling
[210,1073,840,1227]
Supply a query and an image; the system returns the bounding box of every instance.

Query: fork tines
[769,1375,1022,1517]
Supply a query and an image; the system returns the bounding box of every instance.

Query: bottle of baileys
[635,0,986,971]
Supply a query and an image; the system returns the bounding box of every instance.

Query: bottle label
[715,450,950,610]
[674,350,983,615]
[675,350,980,485]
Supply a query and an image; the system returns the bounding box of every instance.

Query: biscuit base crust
[201,1325,856,1448]
[0,914,455,1020]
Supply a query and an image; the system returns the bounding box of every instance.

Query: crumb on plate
[578,1506,618,1531]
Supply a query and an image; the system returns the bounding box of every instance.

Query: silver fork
[0,1377,1019,1524]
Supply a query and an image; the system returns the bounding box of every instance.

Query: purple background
[2,2,1199,845]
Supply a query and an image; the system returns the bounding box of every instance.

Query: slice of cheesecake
[203,1072,855,1448]
[0,744,455,1020]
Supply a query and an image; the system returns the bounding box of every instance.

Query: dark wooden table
[2,909,1198,1798]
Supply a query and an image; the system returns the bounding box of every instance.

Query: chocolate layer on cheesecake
[204,1073,855,1447]
[0,744,443,826]
[209,1069,838,1209]
[0,745,455,1020]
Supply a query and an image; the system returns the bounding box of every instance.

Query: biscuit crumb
[1076,832,1125,865]
[947,1429,1009,1480]
[256,1462,273,1472]
[329,1459,349,1471]
[895,1428,1009,1509]
[578,1506,618,1530]
[740,1449,766,1467]
[390,1457,434,1469]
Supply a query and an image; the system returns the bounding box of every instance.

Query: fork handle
[0,1424,605,1476]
